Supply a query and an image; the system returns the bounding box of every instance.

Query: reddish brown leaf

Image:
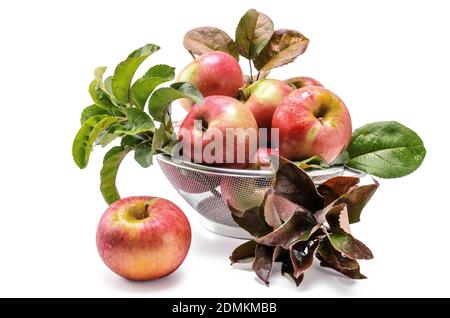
[230,240,256,264]
[334,180,379,224]
[316,238,367,279]
[290,240,320,278]
[253,244,275,286]
[256,210,317,248]
[317,176,360,205]
[274,157,324,212]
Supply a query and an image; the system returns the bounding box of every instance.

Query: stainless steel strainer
[156,154,363,239]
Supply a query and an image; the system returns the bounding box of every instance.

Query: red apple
[244,79,292,134]
[272,86,352,163]
[96,196,191,281]
[178,96,258,168]
[177,52,243,111]
[285,76,323,89]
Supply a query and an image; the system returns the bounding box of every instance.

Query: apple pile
[177,10,352,168]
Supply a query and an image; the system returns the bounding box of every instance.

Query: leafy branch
[72,44,203,204]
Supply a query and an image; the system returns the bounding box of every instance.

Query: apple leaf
[230,240,257,264]
[130,64,175,110]
[111,44,160,105]
[345,121,426,178]
[280,251,304,286]
[253,244,276,286]
[148,82,203,122]
[184,27,239,60]
[317,176,360,206]
[134,143,153,168]
[333,181,379,224]
[229,204,272,238]
[151,122,172,155]
[254,29,309,71]
[255,209,317,249]
[274,157,324,212]
[235,9,274,60]
[100,146,132,204]
[316,238,367,279]
[290,239,320,278]
[114,108,155,136]
[89,79,116,110]
[72,115,120,169]
[80,104,110,124]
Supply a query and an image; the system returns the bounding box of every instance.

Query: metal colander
[156,154,361,239]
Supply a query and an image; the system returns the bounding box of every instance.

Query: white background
[0,0,449,297]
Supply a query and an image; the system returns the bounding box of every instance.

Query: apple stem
[256,72,261,81]
[188,50,196,60]
[248,59,254,84]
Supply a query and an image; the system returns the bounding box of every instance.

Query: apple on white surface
[272,86,352,163]
[176,51,244,111]
[178,95,258,168]
[96,196,191,281]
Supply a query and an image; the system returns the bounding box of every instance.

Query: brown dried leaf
[183,27,239,59]
[254,29,309,71]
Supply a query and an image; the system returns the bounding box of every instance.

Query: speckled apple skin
[179,96,258,168]
[96,196,191,281]
[272,86,352,163]
[245,79,292,131]
[177,52,243,110]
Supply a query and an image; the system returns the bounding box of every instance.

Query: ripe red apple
[177,52,243,110]
[285,76,323,89]
[244,79,292,134]
[178,96,258,168]
[272,86,352,163]
[96,196,191,281]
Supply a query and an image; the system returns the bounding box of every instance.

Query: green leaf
[98,133,118,147]
[254,29,309,71]
[89,79,115,110]
[130,64,175,109]
[255,210,317,249]
[111,44,160,105]
[100,146,132,204]
[230,240,257,264]
[296,155,329,170]
[151,123,171,154]
[148,82,203,121]
[134,143,153,168]
[114,108,154,136]
[72,115,119,168]
[80,104,109,124]
[184,27,239,60]
[94,66,107,88]
[345,121,426,178]
[235,9,274,60]
[121,135,141,148]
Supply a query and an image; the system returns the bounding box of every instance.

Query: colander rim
[155,154,347,178]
